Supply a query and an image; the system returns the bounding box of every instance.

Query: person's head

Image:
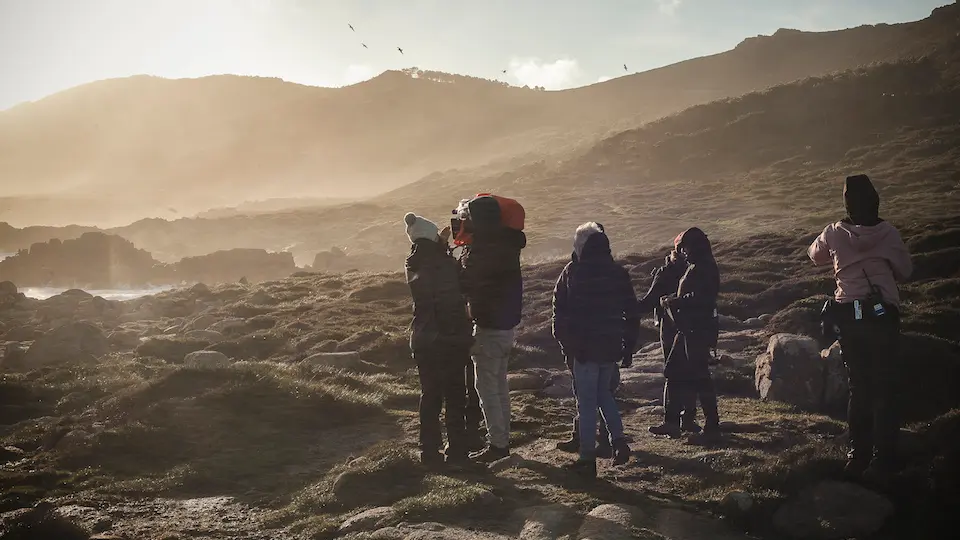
[573,222,612,262]
[404,213,440,244]
[675,227,713,263]
[843,174,881,226]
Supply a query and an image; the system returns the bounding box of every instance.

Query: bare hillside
[1,2,957,228]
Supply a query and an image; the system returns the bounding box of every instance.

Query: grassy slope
[1,214,958,538]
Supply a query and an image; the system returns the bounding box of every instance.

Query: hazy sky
[0,0,948,110]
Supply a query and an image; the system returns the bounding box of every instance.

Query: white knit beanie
[573,222,604,259]
[404,212,440,243]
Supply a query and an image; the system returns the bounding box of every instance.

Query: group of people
[403,174,912,483]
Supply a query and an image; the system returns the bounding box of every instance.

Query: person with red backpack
[453,194,526,463]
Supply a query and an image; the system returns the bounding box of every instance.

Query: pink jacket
[808,220,912,306]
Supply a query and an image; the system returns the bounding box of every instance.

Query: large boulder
[577,503,643,540]
[0,280,24,309]
[23,322,109,367]
[515,504,576,540]
[755,333,824,410]
[339,506,399,534]
[772,481,894,540]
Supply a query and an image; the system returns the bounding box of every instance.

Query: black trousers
[465,363,484,433]
[416,344,470,457]
[838,310,900,467]
[664,377,719,428]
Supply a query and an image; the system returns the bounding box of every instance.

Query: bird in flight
[623,64,628,72]
[348,23,355,32]
[397,47,404,54]
[502,69,507,74]
[362,43,368,49]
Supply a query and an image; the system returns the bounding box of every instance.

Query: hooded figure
[404,213,474,466]
[648,227,722,440]
[553,222,639,476]
[808,175,912,482]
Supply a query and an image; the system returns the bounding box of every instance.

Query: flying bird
[623,64,628,72]
[362,43,368,49]
[348,23,355,32]
[397,47,404,54]
[502,69,507,74]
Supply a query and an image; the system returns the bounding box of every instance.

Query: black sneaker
[612,438,631,466]
[466,432,487,453]
[563,458,597,479]
[648,423,682,438]
[471,445,510,464]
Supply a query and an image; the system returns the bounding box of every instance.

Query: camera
[450,198,473,246]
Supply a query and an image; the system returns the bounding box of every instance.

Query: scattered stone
[184,350,231,370]
[515,504,576,540]
[578,503,643,540]
[23,321,108,367]
[509,372,545,391]
[616,372,662,399]
[303,351,362,370]
[755,333,823,409]
[489,453,528,473]
[772,481,894,540]
[718,315,743,331]
[340,506,399,533]
[184,330,225,343]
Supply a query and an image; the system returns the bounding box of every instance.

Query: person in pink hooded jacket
[808,174,912,482]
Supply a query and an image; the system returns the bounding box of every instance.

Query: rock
[718,315,742,331]
[207,318,247,334]
[509,372,545,391]
[184,350,231,370]
[56,429,94,452]
[303,351,362,370]
[185,314,219,332]
[578,503,643,540]
[615,372,662,399]
[184,330,225,343]
[758,314,773,323]
[755,333,823,409]
[0,502,89,540]
[744,317,764,328]
[772,481,894,540]
[0,280,25,308]
[340,506,399,533]
[515,504,576,540]
[136,337,209,362]
[820,342,849,413]
[720,491,754,514]
[23,322,108,367]
[190,283,212,296]
[489,453,528,473]
[542,382,573,398]
[108,330,142,350]
[0,281,17,296]
[249,290,279,305]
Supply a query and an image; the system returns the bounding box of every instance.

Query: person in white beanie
[403,212,475,466]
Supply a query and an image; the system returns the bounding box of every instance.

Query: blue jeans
[573,360,624,459]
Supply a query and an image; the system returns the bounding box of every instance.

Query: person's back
[460,227,526,330]
[406,237,473,351]
[807,174,912,482]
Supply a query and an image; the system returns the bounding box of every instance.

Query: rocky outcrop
[171,248,296,285]
[773,481,894,539]
[756,333,833,410]
[22,321,109,368]
[0,280,25,309]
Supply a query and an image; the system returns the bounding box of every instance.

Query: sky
[0,0,949,110]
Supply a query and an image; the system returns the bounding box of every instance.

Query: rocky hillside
[0,233,300,288]
[2,3,958,228]
[1,213,958,539]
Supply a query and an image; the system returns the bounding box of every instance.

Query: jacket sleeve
[552,265,571,353]
[669,265,716,312]
[885,228,913,282]
[621,268,641,356]
[637,264,676,313]
[808,225,833,266]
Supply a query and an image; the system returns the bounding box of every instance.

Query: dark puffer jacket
[552,231,640,363]
[406,239,474,352]
[459,228,526,330]
[662,228,720,380]
[637,254,688,361]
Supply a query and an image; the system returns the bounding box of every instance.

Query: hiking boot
[466,431,487,453]
[648,423,682,438]
[681,421,703,434]
[689,426,723,445]
[556,433,580,453]
[595,441,613,459]
[563,458,597,479]
[471,445,510,464]
[612,438,631,466]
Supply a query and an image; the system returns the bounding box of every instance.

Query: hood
[843,174,881,226]
[676,227,714,264]
[835,220,898,252]
[572,222,612,262]
[405,238,448,272]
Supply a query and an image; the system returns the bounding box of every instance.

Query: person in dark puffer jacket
[553,222,640,477]
[648,227,722,441]
[404,213,475,466]
[459,201,527,463]
[637,241,702,435]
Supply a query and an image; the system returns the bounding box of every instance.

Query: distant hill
[1,2,957,228]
